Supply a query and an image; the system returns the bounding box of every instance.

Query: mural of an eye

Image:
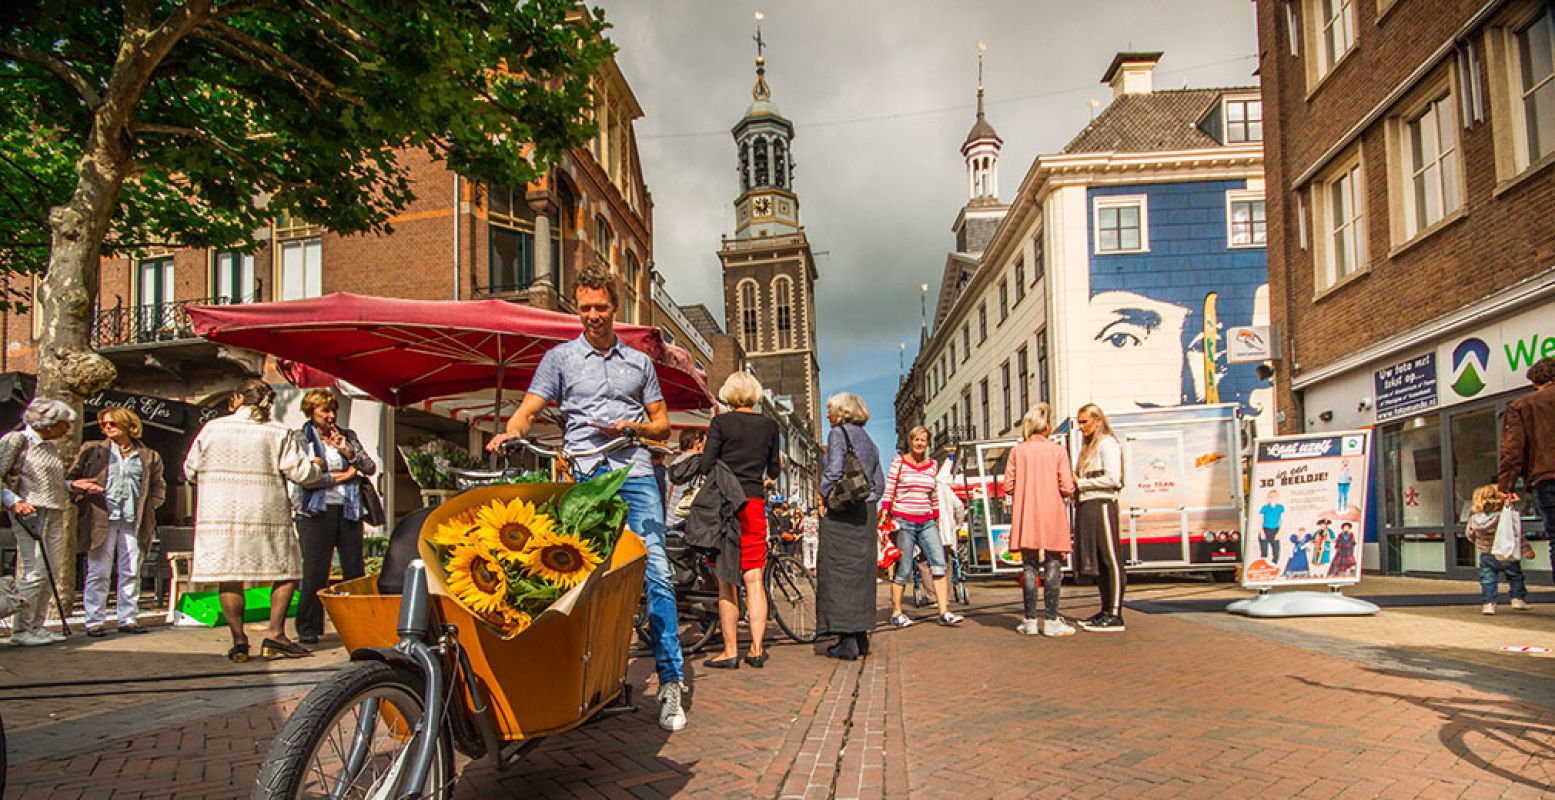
[1097,322,1146,348]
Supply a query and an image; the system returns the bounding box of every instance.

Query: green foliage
[0,0,615,307]
[556,466,630,539]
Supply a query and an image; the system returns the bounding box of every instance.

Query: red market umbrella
[186,293,714,421]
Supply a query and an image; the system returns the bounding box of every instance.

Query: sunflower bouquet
[424,468,632,635]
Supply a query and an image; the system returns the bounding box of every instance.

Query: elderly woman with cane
[1,399,78,646]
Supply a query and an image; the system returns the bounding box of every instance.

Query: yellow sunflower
[473,497,557,559]
[475,604,532,634]
[428,512,481,548]
[519,531,603,589]
[444,544,509,617]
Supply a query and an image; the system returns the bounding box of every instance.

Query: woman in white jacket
[1073,404,1126,633]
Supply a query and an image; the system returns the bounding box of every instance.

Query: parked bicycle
[910,534,972,608]
[252,436,647,800]
[642,526,818,654]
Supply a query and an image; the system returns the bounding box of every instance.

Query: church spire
[961,41,1003,203]
[752,11,771,102]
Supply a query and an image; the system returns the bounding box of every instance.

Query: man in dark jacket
[1499,356,1555,573]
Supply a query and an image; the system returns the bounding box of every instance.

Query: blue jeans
[1478,553,1528,603]
[583,468,683,685]
[1536,481,1555,574]
[892,518,945,584]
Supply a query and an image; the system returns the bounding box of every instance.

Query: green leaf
[558,467,630,534]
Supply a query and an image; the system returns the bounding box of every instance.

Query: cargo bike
[252,436,652,800]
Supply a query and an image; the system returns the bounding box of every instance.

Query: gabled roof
[1062,87,1255,154]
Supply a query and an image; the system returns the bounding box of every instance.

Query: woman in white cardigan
[186,380,321,662]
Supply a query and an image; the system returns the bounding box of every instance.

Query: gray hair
[826,392,870,425]
[24,399,77,430]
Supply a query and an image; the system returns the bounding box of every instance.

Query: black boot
[824,634,860,660]
[855,631,871,657]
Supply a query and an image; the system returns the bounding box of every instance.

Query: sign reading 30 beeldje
[1242,430,1371,588]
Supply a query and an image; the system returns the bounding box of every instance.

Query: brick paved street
[5,577,1554,798]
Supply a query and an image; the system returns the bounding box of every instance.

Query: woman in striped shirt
[882,426,963,627]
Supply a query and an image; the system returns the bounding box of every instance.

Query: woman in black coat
[814,392,885,661]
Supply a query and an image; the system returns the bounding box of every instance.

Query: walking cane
[12,511,71,636]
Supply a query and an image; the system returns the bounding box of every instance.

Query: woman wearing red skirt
[698,372,782,669]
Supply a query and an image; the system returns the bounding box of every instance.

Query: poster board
[1242,430,1371,588]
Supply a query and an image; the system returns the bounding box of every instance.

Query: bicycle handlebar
[500,433,672,460]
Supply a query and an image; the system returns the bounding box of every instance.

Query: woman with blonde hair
[815,392,885,660]
[67,407,167,636]
[186,379,322,661]
[881,425,961,627]
[291,388,379,645]
[1072,403,1126,632]
[695,370,782,668]
[1003,403,1076,637]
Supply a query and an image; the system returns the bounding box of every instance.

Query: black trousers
[296,505,365,638]
[1077,499,1126,615]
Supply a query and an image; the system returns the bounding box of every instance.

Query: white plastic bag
[0,575,23,618]
[1490,506,1521,560]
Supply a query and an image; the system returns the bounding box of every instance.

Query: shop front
[1299,295,1553,582]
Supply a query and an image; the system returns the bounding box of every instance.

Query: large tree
[0,0,612,606]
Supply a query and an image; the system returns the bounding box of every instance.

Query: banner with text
[1242,430,1371,588]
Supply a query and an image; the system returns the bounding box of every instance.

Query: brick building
[1257,0,1555,579]
[0,53,665,524]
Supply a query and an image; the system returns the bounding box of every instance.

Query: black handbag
[359,477,387,527]
[826,427,871,509]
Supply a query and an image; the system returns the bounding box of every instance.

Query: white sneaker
[10,630,52,647]
[1041,618,1077,637]
[658,681,687,732]
[44,629,66,642]
[1016,619,1042,636]
[1511,598,1530,611]
[1482,603,1496,615]
[889,613,914,628]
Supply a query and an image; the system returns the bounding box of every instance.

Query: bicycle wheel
[766,555,818,643]
[252,661,454,800]
[635,602,720,654]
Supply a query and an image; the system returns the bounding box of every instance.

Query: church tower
[718,13,822,438]
[952,43,1007,256]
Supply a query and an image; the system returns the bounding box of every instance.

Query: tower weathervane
[751,11,772,101]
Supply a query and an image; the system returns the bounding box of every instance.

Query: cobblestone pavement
[5,577,1553,798]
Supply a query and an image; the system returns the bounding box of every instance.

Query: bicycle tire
[635,603,720,655]
[766,555,818,643]
[252,661,454,800]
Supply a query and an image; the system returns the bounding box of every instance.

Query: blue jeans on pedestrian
[582,467,683,685]
[1535,481,1555,574]
[1478,553,1528,604]
[892,518,945,584]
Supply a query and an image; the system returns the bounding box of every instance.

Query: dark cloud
[596,0,1259,457]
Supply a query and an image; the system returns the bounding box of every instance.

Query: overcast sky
[594,0,1261,458]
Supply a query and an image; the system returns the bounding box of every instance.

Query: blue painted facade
[1086,179,1270,418]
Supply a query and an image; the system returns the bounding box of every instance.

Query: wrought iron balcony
[932,424,979,451]
[92,294,256,350]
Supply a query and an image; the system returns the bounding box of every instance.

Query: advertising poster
[1243,430,1371,588]
[1116,407,1243,566]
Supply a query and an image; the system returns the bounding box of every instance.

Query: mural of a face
[1088,290,1191,408]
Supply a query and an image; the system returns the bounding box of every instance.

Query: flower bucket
[321,482,647,741]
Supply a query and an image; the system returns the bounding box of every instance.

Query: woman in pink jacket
[1003,403,1077,637]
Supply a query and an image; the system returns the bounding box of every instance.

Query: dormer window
[1225,97,1263,143]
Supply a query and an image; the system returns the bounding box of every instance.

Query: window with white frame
[961,323,970,360]
[998,279,1008,322]
[1404,93,1461,235]
[1013,258,1026,303]
[739,281,759,351]
[978,302,988,342]
[1225,98,1263,143]
[774,276,793,349]
[1317,158,1367,289]
[1016,345,1030,417]
[280,238,322,300]
[1514,7,1555,169]
[1000,361,1012,433]
[1316,0,1356,77]
[1094,196,1148,253]
[623,252,641,324]
[213,249,255,304]
[1228,192,1268,247]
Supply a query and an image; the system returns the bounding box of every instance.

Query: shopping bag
[877,532,901,570]
[0,576,23,618]
[1490,506,1521,560]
